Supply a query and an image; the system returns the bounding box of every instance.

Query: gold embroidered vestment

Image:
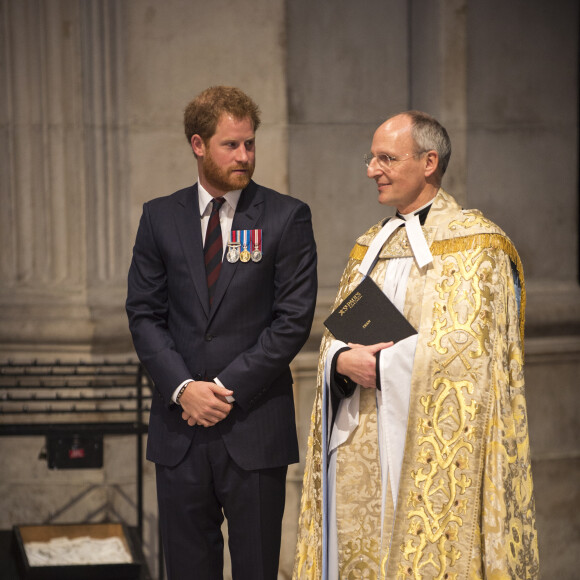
[293,190,539,579]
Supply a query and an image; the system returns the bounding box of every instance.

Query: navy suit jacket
[126,181,317,470]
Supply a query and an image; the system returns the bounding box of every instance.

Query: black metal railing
[0,358,152,541]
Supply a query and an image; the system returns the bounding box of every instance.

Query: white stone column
[81,0,131,350]
[0,0,130,355]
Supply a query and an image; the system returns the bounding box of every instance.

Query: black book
[324,276,417,345]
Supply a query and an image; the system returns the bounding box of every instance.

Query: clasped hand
[336,342,393,389]
[179,381,233,427]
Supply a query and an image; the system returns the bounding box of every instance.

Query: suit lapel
[173,184,210,318]
[210,181,264,319]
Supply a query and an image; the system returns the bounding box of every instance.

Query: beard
[201,149,255,193]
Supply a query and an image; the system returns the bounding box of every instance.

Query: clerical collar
[361,201,435,275]
[396,200,434,225]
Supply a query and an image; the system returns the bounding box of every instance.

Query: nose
[367,158,382,179]
[235,144,250,163]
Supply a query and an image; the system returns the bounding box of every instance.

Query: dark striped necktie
[204,197,226,305]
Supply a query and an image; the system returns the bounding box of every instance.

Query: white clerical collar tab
[359,218,403,276]
[358,214,433,275]
[405,214,433,268]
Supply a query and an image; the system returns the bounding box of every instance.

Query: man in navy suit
[126,86,317,579]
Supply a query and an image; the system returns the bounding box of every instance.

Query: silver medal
[227,244,240,263]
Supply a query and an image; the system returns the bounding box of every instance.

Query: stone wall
[1,0,578,577]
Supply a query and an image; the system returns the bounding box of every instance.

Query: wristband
[175,383,189,405]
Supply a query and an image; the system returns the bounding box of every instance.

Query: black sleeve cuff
[330,347,358,399]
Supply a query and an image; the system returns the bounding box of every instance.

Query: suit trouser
[155,425,288,580]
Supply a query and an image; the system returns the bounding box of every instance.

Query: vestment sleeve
[479,252,539,578]
[293,254,362,579]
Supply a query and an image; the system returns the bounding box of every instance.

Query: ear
[424,150,439,178]
[191,134,205,157]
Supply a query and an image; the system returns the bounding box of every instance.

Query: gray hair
[403,110,452,179]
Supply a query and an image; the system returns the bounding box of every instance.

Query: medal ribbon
[229,230,239,245]
[252,229,262,253]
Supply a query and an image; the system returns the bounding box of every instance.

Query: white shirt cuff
[214,376,235,402]
[172,377,235,404]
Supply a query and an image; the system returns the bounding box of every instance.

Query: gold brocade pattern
[394,244,493,579]
[335,387,382,577]
[294,262,361,580]
[293,190,539,580]
[353,233,526,348]
[398,378,476,579]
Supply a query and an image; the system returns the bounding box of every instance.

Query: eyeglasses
[364,151,425,170]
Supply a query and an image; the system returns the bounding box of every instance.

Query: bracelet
[175,383,189,405]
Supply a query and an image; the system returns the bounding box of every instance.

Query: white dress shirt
[172,181,241,404]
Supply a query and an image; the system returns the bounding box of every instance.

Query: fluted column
[0,0,130,355]
[81,0,131,349]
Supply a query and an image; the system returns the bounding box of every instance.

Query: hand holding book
[335,341,393,389]
[325,277,417,392]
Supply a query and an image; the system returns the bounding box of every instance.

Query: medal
[227,245,240,263]
[226,230,240,263]
[230,229,262,263]
[240,230,251,262]
[251,229,262,262]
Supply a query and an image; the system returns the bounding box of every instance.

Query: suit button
[205,334,214,342]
